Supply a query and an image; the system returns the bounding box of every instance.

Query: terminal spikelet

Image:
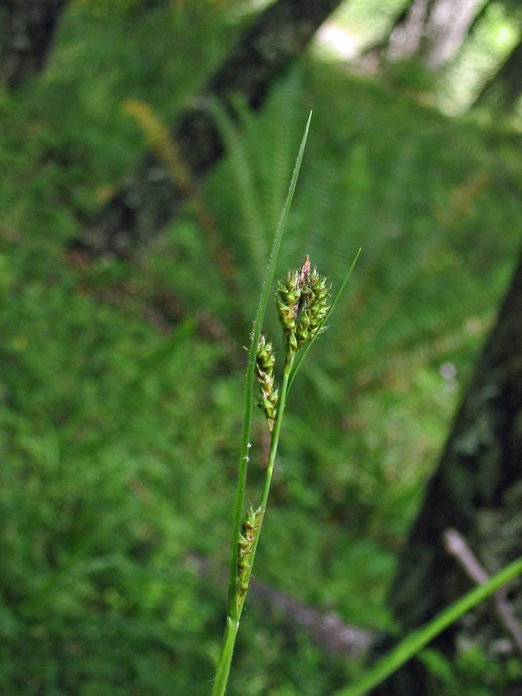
[277,255,331,353]
[297,265,331,346]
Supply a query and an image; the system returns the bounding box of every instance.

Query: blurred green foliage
[420,645,522,696]
[439,1,521,114]
[0,1,521,694]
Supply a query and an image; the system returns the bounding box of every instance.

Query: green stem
[224,113,312,627]
[236,351,295,620]
[260,353,295,514]
[211,113,311,696]
[211,353,296,696]
[211,617,238,696]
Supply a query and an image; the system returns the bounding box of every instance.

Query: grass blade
[334,555,522,696]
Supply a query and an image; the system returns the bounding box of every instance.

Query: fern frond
[209,99,267,287]
[123,98,239,306]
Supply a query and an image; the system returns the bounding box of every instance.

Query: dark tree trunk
[72,0,344,259]
[475,38,522,111]
[387,0,487,70]
[0,0,67,88]
[372,250,522,694]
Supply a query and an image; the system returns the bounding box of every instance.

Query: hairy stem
[211,617,239,696]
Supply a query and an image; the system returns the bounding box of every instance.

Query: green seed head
[297,266,331,345]
[277,256,330,352]
[256,335,278,430]
[237,505,264,603]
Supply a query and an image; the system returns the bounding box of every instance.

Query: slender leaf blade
[334,556,522,696]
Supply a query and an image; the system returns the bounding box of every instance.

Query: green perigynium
[276,268,303,353]
[256,335,278,430]
[277,255,331,354]
[236,505,264,604]
[298,265,331,344]
[256,256,331,430]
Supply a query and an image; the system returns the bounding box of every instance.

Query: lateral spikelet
[237,505,264,604]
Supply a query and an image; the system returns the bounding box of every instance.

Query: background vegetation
[0,1,520,694]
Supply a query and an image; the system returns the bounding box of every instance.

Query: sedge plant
[211,111,360,696]
[211,114,522,695]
